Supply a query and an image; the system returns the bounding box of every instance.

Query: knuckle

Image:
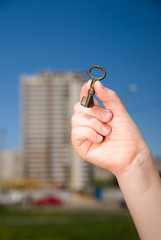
[71,113,80,127]
[91,117,99,127]
[71,127,77,138]
[73,102,79,113]
[109,89,118,99]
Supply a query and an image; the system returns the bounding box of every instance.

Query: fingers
[72,113,111,137]
[94,81,127,114]
[72,81,123,147]
[71,126,103,145]
[72,102,113,146]
[74,102,113,123]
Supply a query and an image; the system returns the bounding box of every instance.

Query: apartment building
[21,71,91,190]
[0,150,22,180]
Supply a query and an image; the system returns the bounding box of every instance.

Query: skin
[71,80,161,240]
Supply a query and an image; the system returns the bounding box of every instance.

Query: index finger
[79,80,100,107]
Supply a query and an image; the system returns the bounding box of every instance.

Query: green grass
[0,206,139,240]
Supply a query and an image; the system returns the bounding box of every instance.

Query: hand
[72,80,161,240]
[71,80,147,176]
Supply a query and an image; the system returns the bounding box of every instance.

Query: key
[81,65,106,108]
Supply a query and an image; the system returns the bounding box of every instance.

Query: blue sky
[0,0,161,156]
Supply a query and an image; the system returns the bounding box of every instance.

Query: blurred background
[0,0,161,239]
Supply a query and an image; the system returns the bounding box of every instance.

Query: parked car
[32,196,62,206]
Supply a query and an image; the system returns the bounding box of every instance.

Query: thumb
[94,81,127,114]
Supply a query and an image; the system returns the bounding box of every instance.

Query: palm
[76,113,142,174]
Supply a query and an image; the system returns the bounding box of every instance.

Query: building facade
[21,72,91,190]
[0,150,22,180]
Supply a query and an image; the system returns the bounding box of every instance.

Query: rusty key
[81,65,106,108]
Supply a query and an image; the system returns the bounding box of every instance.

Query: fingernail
[95,81,104,89]
[101,110,112,122]
[102,124,110,134]
[97,134,103,142]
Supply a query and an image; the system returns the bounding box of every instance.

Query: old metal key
[81,65,106,108]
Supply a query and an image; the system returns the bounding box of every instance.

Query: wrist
[116,143,161,240]
[116,143,156,195]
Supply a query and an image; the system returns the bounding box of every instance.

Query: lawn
[0,206,139,240]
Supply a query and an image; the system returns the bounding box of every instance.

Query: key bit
[81,65,106,108]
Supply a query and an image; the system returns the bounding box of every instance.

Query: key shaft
[81,65,106,108]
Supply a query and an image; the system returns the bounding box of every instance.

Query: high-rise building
[21,72,91,190]
[0,150,22,180]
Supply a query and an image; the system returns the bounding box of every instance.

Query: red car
[33,196,62,205]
